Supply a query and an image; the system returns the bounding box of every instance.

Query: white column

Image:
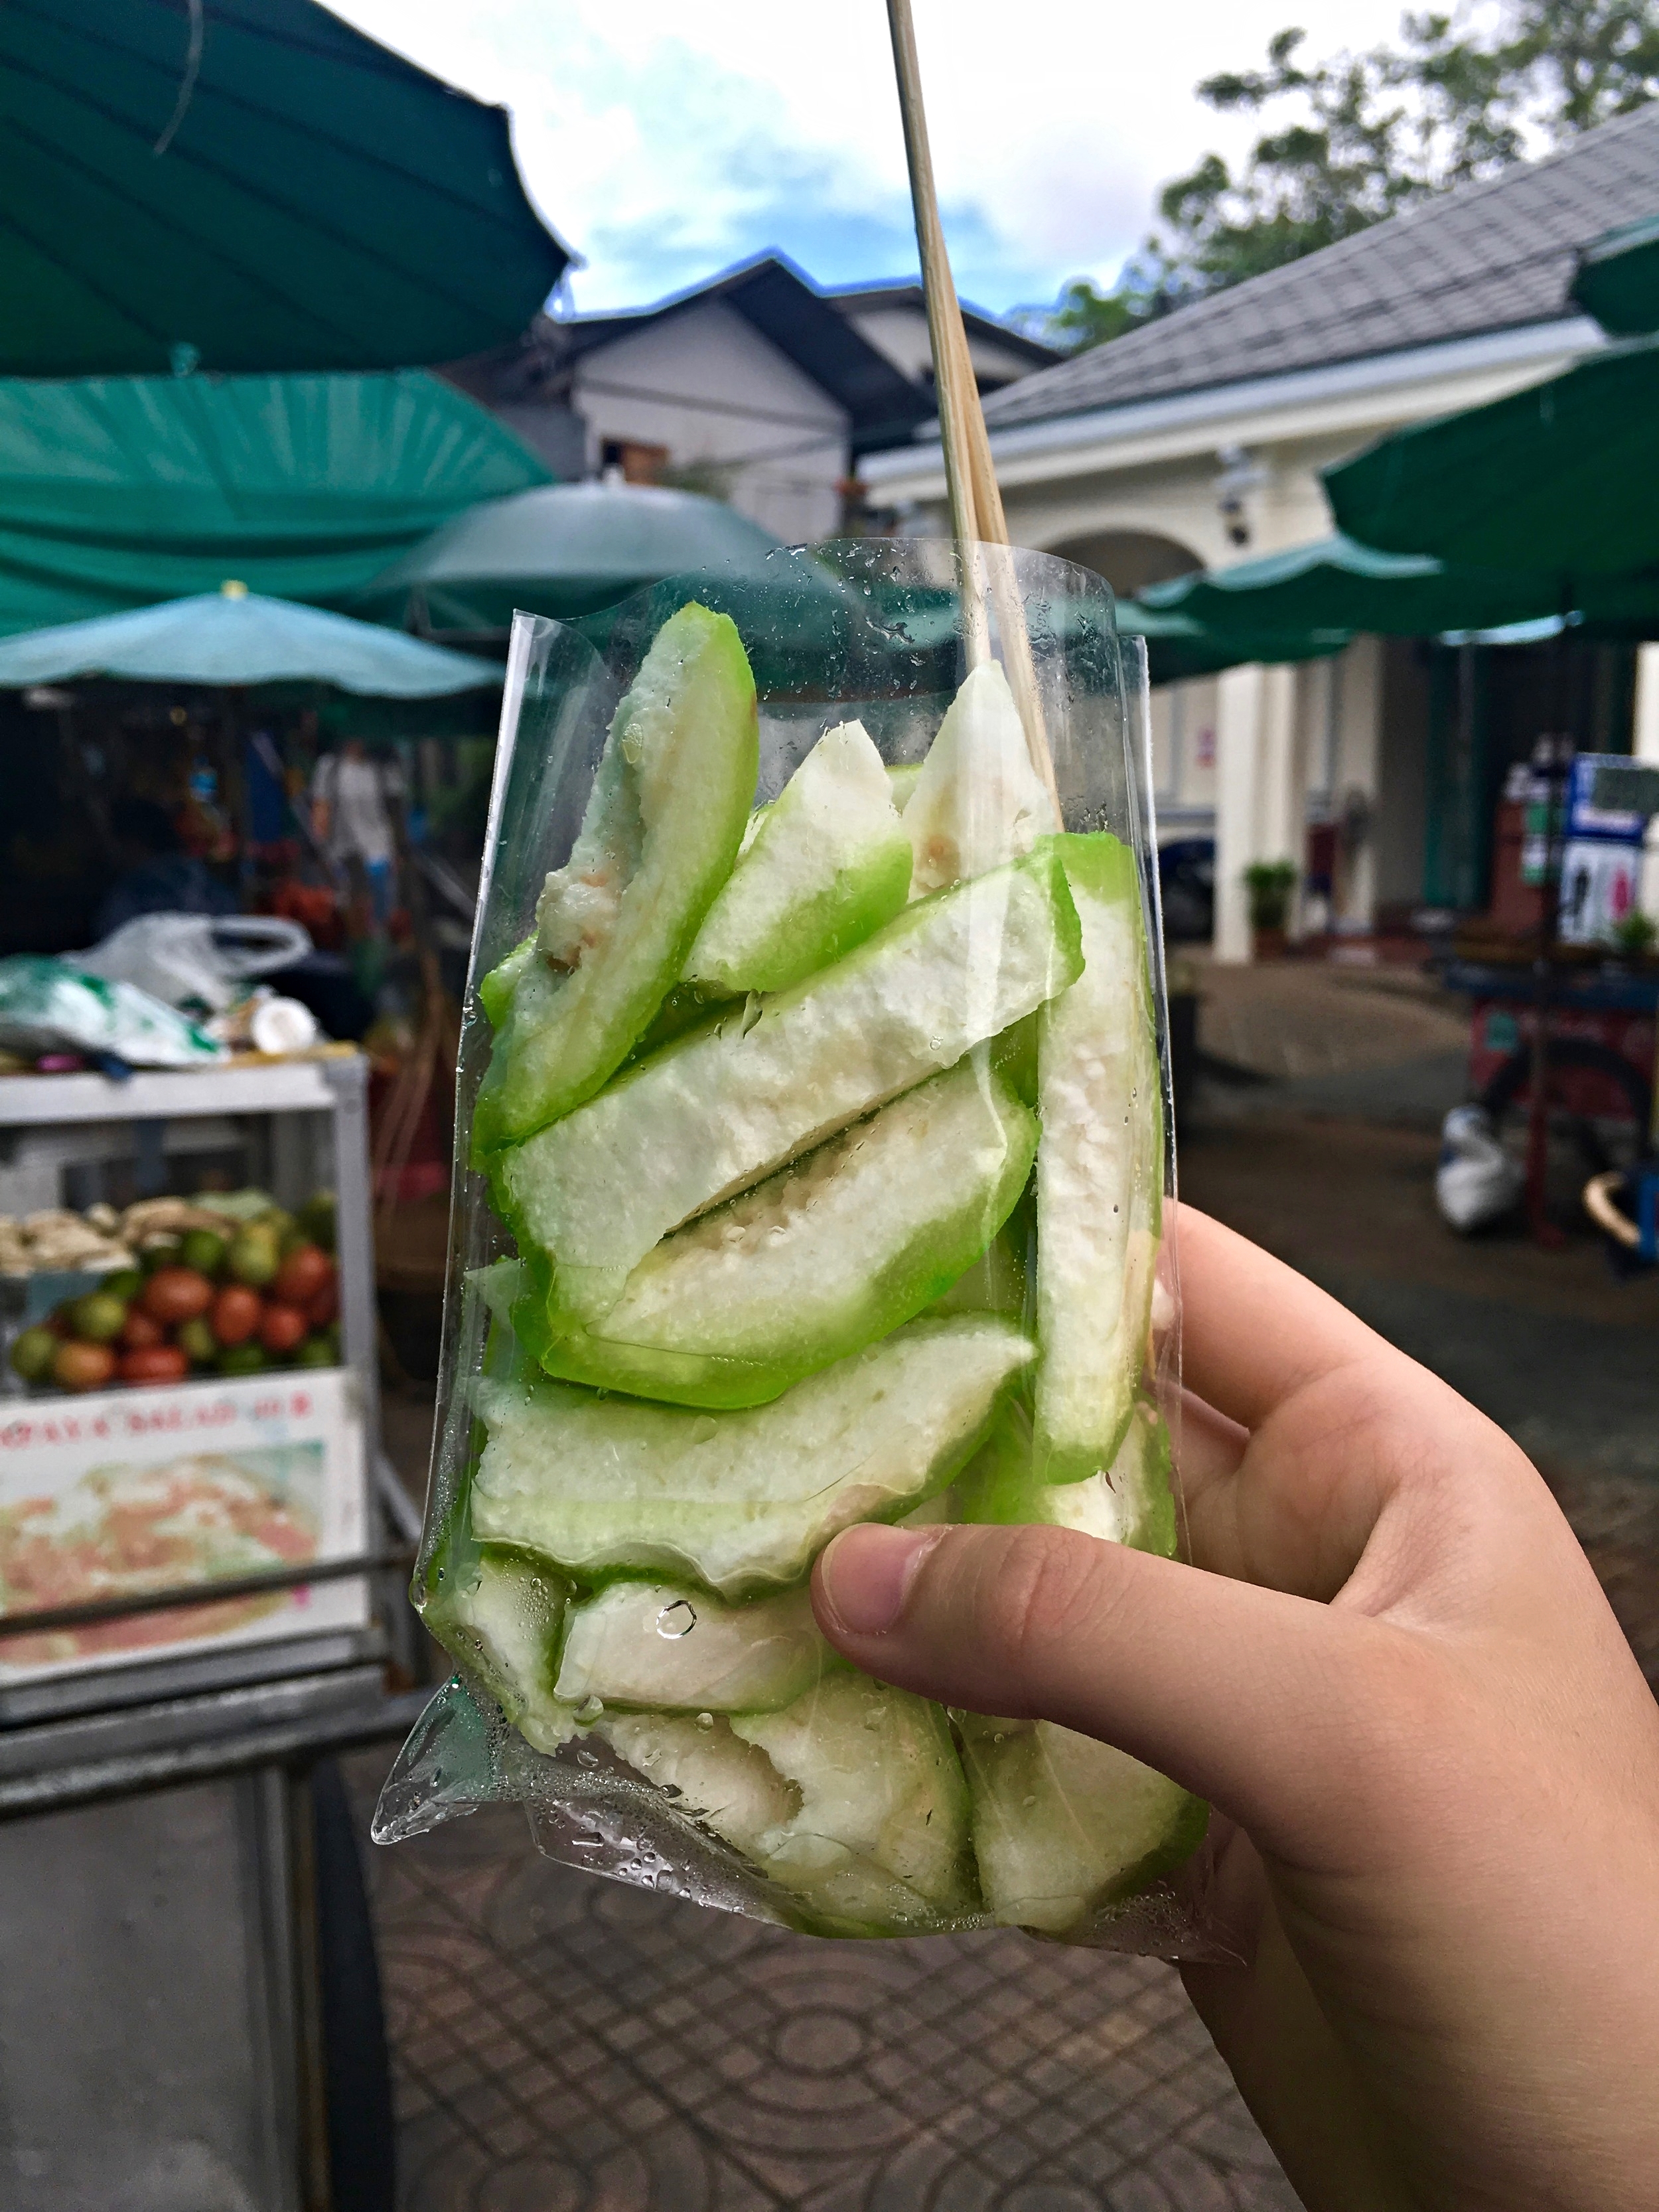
[1212,661,1301,962]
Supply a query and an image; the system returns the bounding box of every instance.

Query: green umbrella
[0,368,549,636]
[1323,337,1659,577]
[358,481,790,633]
[1136,533,1565,638]
[0,586,500,697]
[1116,597,1350,684]
[1570,214,1659,336]
[0,0,569,376]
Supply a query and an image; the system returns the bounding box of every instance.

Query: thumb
[812,1520,1400,1858]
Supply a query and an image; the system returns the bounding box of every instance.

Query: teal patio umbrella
[0,587,500,697]
[1116,597,1350,684]
[0,0,569,376]
[358,481,790,634]
[1570,214,1659,337]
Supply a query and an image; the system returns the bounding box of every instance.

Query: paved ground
[359,952,1659,2209]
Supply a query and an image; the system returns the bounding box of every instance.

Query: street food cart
[0,1053,427,2211]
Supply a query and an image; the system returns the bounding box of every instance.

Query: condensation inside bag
[376,542,1218,1956]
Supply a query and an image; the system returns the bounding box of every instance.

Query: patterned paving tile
[345,1752,1299,2211]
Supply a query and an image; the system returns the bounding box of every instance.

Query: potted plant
[1244,859,1298,960]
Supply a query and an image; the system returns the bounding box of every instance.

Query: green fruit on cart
[70,1291,128,1343]
[295,1335,335,1368]
[177,1315,218,1365]
[103,1270,143,1303]
[141,1235,182,1274]
[218,1343,268,1376]
[180,1228,228,1278]
[9,1325,58,1383]
[228,1230,279,1288]
[297,1191,336,1252]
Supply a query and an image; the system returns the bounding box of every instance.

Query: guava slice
[732,1672,975,1931]
[885,762,923,813]
[555,1580,831,1712]
[955,1711,1205,1935]
[493,843,1081,1327]
[1034,833,1164,1482]
[522,1057,1037,1406]
[424,1544,580,1755]
[904,660,1057,895]
[469,1315,1033,1598]
[597,1710,800,1861]
[471,602,758,1156]
[683,719,912,995]
[953,1396,1178,1556]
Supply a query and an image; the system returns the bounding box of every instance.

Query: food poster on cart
[0,1364,368,1680]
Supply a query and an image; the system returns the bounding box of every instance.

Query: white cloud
[332,0,1410,313]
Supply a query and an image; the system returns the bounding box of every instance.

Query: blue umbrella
[0,584,500,697]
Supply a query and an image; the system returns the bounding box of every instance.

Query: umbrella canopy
[0,369,549,636]
[1571,214,1659,336]
[1137,533,1565,638]
[0,0,569,377]
[358,480,790,632]
[1116,597,1350,684]
[1323,338,1659,578]
[0,588,500,697]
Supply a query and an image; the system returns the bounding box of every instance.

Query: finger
[1175,1205,1396,1429]
[812,1519,1408,1857]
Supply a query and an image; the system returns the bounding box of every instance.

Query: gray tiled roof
[981,104,1659,429]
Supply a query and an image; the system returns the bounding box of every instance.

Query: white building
[862,106,1659,959]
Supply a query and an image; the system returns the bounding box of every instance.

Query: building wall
[838,304,1043,391]
[571,301,851,544]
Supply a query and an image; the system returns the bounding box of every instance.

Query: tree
[1043,2,1659,350]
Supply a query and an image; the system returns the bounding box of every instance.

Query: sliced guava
[1035,833,1164,1482]
[523,1057,1037,1406]
[885,762,923,813]
[493,843,1081,1327]
[424,1544,580,1755]
[555,1580,831,1712]
[683,719,912,996]
[904,660,1057,896]
[953,1397,1178,1556]
[597,1710,800,1861]
[732,1672,975,1931]
[955,1711,1205,1935]
[471,602,758,1157]
[469,1315,1033,1598]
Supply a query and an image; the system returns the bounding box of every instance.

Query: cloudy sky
[332,0,1407,318]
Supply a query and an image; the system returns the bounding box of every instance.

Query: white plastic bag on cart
[76,913,311,1015]
[1436,1104,1522,1232]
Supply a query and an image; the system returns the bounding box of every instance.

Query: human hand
[812,1205,1659,2211]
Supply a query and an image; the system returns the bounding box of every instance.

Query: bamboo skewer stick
[885,0,1063,826]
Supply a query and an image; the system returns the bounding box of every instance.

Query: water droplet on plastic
[1022,1794,1037,1808]
[740,993,763,1037]
[992,1732,1005,1743]
[656,1598,697,1639]
[695,1710,715,1730]
[575,1694,604,1723]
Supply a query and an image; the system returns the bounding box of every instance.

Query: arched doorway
[1045,529,1202,598]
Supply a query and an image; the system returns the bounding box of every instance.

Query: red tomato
[273,1245,334,1307]
[259,1303,309,1356]
[117,1345,190,1386]
[212,1285,263,1347]
[303,1278,338,1327]
[141,1267,215,1326]
[120,1308,165,1350]
[52,1341,116,1392]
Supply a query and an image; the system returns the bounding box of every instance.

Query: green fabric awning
[1136,534,1564,637]
[1116,597,1350,684]
[0,588,500,696]
[1323,338,1659,578]
[358,481,788,632]
[0,0,569,376]
[1571,214,1659,337]
[0,369,549,636]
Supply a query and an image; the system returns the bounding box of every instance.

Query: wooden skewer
[885,0,1063,824]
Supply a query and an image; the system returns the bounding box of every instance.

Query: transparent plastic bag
[376,541,1214,1954]
[76,913,312,1013]
[0,954,225,1067]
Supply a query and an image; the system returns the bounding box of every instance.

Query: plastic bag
[376,542,1213,1954]
[1436,1104,1523,1231]
[0,956,225,1068]
[76,913,312,1014]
